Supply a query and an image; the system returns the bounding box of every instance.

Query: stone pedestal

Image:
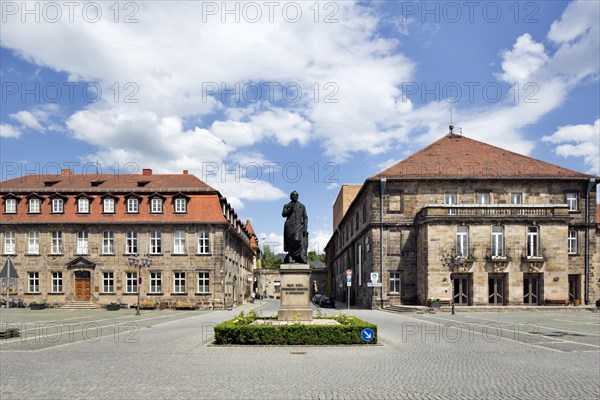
[277,263,313,321]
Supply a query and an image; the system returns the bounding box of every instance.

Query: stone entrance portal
[277,264,312,321]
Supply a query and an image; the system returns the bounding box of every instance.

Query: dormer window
[4,198,17,213]
[91,180,105,187]
[28,198,41,213]
[77,197,90,213]
[137,180,150,187]
[44,180,60,187]
[127,198,139,213]
[103,197,115,213]
[151,197,163,213]
[51,198,64,213]
[174,197,187,213]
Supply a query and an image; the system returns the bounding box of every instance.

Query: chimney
[61,169,72,175]
[142,169,153,176]
[182,170,189,175]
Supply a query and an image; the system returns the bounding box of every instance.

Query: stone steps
[61,301,101,309]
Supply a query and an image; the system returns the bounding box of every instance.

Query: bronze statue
[282,191,308,263]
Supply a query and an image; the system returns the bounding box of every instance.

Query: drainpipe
[584,178,595,305]
[379,178,387,309]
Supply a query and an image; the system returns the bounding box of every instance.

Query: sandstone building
[325,133,598,308]
[0,169,258,308]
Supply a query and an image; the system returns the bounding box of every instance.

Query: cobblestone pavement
[1,302,598,400]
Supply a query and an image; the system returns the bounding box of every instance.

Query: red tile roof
[0,193,227,224]
[0,172,217,192]
[371,134,597,180]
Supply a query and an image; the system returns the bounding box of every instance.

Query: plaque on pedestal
[277,263,313,321]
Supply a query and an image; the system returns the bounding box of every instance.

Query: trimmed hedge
[214,312,377,345]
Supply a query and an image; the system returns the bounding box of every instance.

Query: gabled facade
[326,133,598,308]
[0,168,257,308]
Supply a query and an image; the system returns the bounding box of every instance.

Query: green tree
[261,245,282,269]
[307,250,325,262]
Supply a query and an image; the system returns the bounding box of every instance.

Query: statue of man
[282,191,308,264]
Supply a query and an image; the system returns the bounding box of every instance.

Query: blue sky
[1,1,599,253]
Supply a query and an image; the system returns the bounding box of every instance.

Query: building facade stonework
[325,134,598,308]
[0,169,258,308]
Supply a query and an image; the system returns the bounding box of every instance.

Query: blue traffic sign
[361,328,375,342]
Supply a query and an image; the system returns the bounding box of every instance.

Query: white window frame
[477,193,490,205]
[173,230,187,255]
[174,271,186,293]
[51,198,64,213]
[5,198,17,213]
[150,198,163,213]
[197,271,210,294]
[174,198,187,213]
[51,231,63,255]
[126,271,138,294]
[197,231,210,254]
[28,272,40,293]
[568,230,578,255]
[456,226,469,257]
[445,193,457,215]
[389,272,401,294]
[52,271,63,293]
[491,226,504,258]
[566,193,578,212]
[103,197,115,213]
[77,197,90,213]
[27,231,39,254]
[4,231,16,254]
[126,231,138,255]
[527,226,540,258]
[511,192,524,205]
[149,231,162,254]
[76,231,89,255]
[29,198,41,213]
[103,272,114,293]
[102,231,115,255]
[150,271,162,293]
[127,198,139,213]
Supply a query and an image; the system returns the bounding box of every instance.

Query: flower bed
[214,310,377,345]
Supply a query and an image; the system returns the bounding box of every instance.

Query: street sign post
[346,275,352,310]
[361,328,375,342]
[367,282,382,287]
[370,272,379,282]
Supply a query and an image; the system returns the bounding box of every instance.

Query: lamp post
[128,255,151,316]
[440,253,465,315]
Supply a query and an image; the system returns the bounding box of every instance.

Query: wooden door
[74,279,90,300]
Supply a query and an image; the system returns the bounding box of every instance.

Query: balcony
[521,248,547,272]
[485,249,510,272]
[417,204,570,221]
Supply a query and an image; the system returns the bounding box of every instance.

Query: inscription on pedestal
[277,263,313,321]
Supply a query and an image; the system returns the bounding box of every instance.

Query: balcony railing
[418,204,570,218]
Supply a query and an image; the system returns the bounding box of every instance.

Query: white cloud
[9,110,45,131]
[542,119,600,175]
[498,33,548,83]
[377,158,401,171]
[0,124,22,138]
[258,232,284,255]
[309,229,332,255]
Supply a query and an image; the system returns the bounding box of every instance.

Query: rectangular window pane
[78,198,89,213]
[28,272,40,293]
[28,231,39,254]
[389,272,401,293]
[150,272,162,293]
[52,272,63,293]
[4,231,16,254]
[527,227,539,257]
[51,231,63,254]
[174,230,186,254]
[174,272,186,293]
[103,198,115,213]
[151,198,163,213]
[103,272,114,293]
[76,231,88,255]
[126,272,138,293]
[150,231,162,254]
[5,199,17,213]
[198,272,210,293]
[511,193,523,204]
[103,231,114,254]
[52,198,63,213]
[477,193,490,204]
[568,230,577,254]
[29,198,40,213]
[566,193,577,211]
[456,226,468,257]
[198,231,210,254]
[127,198,138,213]
[126,231,138,254]
[491,226,504,257]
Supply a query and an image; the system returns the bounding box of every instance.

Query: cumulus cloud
[9,110,45,131]
[499,33,548,83]
[542,119,600,175]
[0,124,22,138]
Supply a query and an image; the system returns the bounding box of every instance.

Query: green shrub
[214,311,377,345]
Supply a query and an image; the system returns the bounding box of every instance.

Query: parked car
[312,294,323,304]
[319,296,336,308]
